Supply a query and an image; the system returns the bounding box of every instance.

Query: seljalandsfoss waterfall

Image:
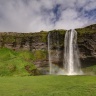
[64,29,83,75]
[48,29,83,75]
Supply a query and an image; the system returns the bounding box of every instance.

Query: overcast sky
[0,0,96,32]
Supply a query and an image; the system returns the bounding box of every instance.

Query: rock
[0,24,96,74]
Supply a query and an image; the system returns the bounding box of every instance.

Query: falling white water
[48,32,52,74]
[64,29,83,75]
[48,29,83,75]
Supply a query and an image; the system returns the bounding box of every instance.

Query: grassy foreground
[0,76,96,96]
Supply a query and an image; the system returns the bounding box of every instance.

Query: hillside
[0,48,41,76]
[0,24,96,76]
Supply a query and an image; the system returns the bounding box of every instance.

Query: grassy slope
[0,48,36,76]
[0,76,96,96]
[76,24,96,35]
[0,47,47,76]
[82,65,96,75]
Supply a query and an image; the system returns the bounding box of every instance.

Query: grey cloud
[0,0,96,32]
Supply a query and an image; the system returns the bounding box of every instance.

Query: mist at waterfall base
[48,29,83,75]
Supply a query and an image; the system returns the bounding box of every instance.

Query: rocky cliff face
[76,25,96,74]
[0,31,49,74]
[0,32,48,50]
[0,24,96,74]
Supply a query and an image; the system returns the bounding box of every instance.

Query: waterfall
[48,29,83,75]
[64,29,83,75]
[48,32,52,74]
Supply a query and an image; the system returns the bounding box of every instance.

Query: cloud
[0,0,96,32]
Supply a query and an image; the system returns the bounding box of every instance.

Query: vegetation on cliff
[0,24,95,76]
[0,48,41,76]
[76,24,96,35]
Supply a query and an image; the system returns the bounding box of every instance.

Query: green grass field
[0,75,96,96]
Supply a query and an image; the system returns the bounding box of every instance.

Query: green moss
[49,29,66,35]
[82,65,96,75]
[41,33,48,42]
[76,24,96,36]
[33,50,47,61]
[0,48,37,76]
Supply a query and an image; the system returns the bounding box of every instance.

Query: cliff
[0,24,96,75]
[76,24,96,75]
